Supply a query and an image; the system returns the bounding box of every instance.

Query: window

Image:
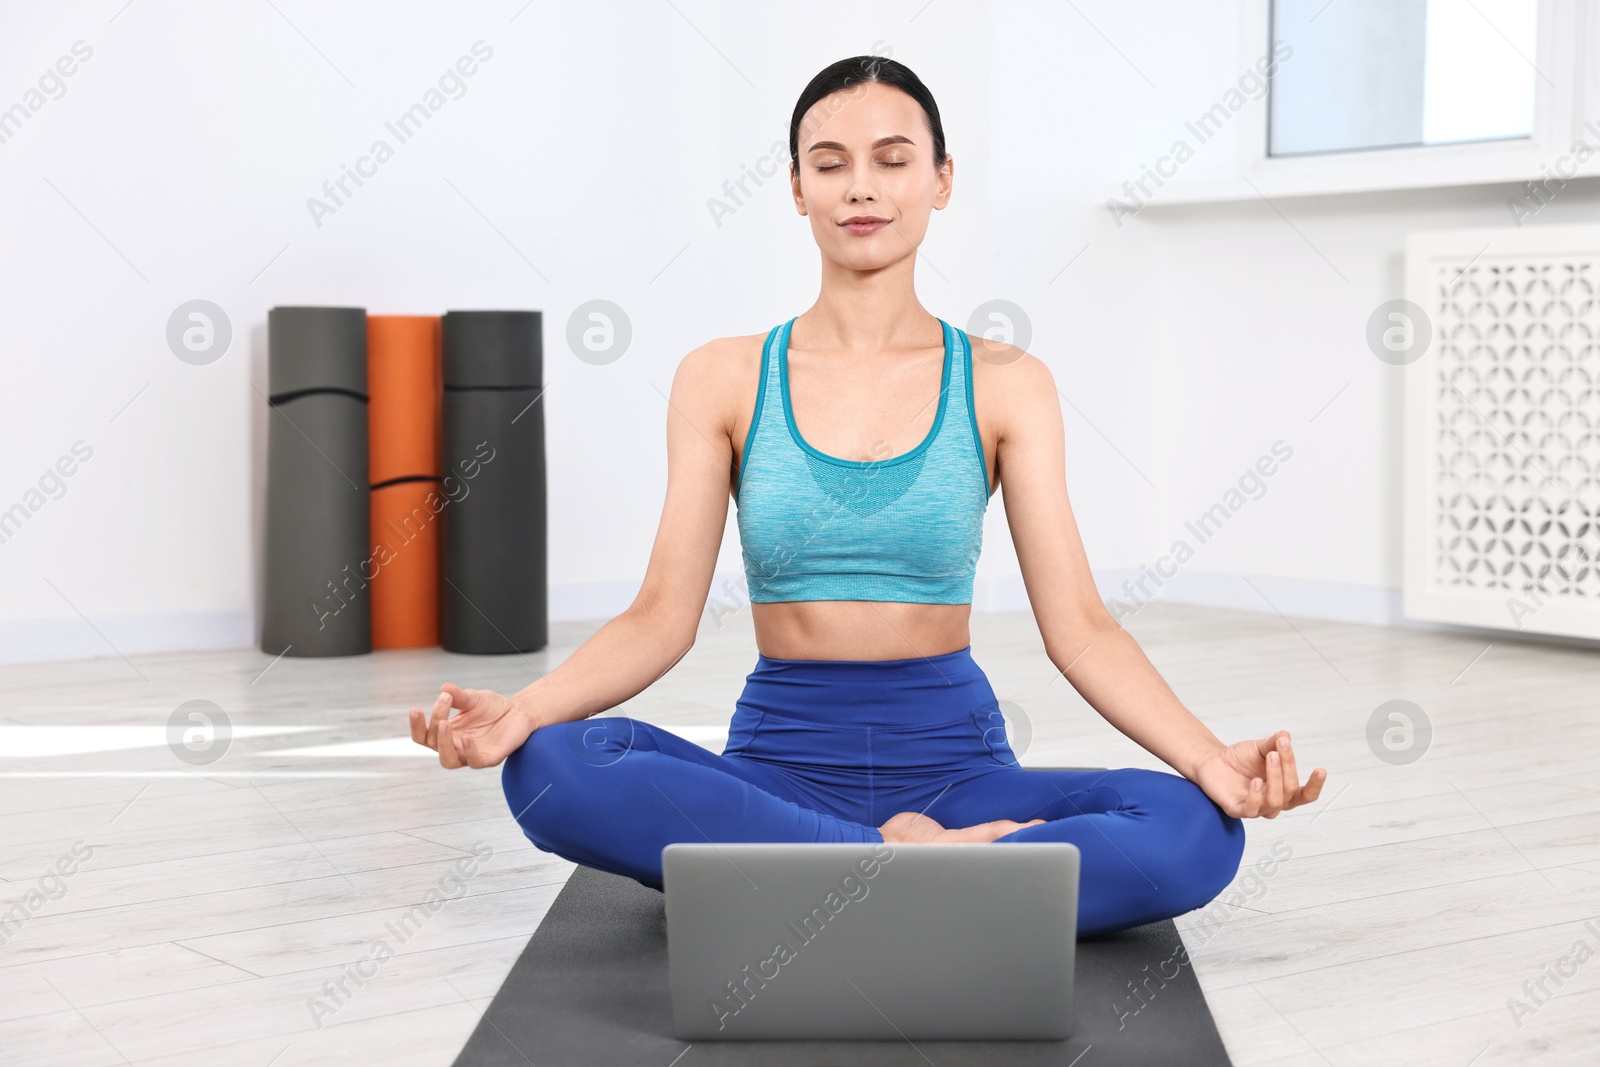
[1147,0,1591,203]
[1269,0,1539,157]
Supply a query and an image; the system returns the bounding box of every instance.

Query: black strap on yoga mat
[452,863,1233,1066]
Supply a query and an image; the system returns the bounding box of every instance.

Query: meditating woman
[407,55,1327,937]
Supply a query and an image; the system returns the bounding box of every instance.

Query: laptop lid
[664,841,1079,1041]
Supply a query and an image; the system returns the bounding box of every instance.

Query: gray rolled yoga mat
[261,306,371,658]
[452,863,1234,1066]
[440,310,547,655]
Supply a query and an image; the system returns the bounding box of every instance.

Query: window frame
[1158,0,1595,203]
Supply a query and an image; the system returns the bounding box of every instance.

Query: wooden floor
[1,602,1597,1065]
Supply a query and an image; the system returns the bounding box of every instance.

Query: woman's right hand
[408,683,539,769]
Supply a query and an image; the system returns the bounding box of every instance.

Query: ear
[791,163,807,216]
[934,152,954,210]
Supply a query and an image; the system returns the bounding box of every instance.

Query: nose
[846,165,878,204]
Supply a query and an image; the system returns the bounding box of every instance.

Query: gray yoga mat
[452,863,1233,1066]
[440,310,547,655]
[261,306,371,658]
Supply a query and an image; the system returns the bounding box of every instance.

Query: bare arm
[992,352,1226,780]
[511,342,738,729]
[408,340,744,769]
[991,347,1326,817]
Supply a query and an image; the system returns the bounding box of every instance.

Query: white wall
[2,0,1593,664]
[994,0,1600,633]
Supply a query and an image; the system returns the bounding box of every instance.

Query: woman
[408,56,1327,937]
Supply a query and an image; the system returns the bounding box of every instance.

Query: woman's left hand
[1190,731,1327,819]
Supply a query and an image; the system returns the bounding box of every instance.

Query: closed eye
[817,161,910,172]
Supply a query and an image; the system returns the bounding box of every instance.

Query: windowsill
[1135,134,1600,207]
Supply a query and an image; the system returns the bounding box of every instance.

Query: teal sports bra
[734,316,990,604]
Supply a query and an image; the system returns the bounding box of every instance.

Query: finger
[1246,777,1263,818]
[409,703,441,755]
[1278,734,1302,799]
[1265,748,1284,815]
[441,682,476,712]
[437,717,462,769]
[1301,767,1328,804]
[1254,732,1282,760]
[444,715,469,770]
[460,732,485,769]
[427,690,452,747]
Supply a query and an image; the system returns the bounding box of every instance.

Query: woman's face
[790,81,952,271]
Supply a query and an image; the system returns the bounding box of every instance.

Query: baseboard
[9,569,1572,667]
[1091,567,1407,627]
[0,609,255,666]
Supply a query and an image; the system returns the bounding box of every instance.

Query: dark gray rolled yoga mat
[453,859,1233,1066]
[440,310,547,654]
[261,306,371,658]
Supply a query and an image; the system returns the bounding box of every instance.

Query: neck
[801,262,937,353]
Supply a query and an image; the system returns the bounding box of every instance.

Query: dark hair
[788,55,947,174]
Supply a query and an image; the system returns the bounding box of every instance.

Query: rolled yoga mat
[451,860,1234,1067]
[261,306,371,658]
[368,315,442,650]
[440,310,547,655]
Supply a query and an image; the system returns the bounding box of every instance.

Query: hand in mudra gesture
[408,683,537,769]
[1190,730,1327,819]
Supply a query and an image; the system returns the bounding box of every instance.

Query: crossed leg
[502,717,1245,936]
[910,765,1247,936]
[501,717,882,890]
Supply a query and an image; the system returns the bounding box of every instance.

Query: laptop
[663,841,1079,1041]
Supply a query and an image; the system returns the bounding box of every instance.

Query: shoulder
[672,330,768,393]
[960,331,1057,406]
[675,330,767,380]
[667,331,770,422]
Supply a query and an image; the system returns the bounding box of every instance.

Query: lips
[841,216,889,234]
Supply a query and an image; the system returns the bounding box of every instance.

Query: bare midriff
[750,600,973,662]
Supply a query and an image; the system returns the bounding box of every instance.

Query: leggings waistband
[736,645,996,728]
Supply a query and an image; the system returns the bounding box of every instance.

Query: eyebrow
[805,135,917,153]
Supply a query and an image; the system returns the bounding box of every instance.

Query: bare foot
[878,810,1046,844]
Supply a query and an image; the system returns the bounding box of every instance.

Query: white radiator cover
[1403,223,1600,641]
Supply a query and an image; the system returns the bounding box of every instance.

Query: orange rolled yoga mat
[367,315,442,649]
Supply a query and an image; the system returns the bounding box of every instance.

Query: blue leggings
[501,646,1244,937]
